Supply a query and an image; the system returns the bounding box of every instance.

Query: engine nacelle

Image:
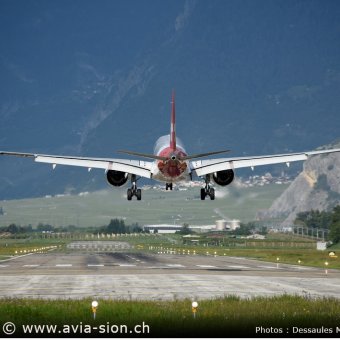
[212,169,235,186]
[106,170,128,187]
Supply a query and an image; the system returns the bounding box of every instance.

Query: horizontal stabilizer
[117,150,168,161]
[118,149,231,161]
[180,150,231,161]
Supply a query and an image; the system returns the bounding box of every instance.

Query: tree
[176,223,191,235]
[329,206,340,244]
[105,219,127,234]
[295,210,332,229]
[131,223,142,233]
[7,224,19,234]
[37,223,54,232]
[234,223,252,236]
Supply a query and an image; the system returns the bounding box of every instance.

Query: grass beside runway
[148,246,340,269]
[0,296,340,337]
[117,232,340,270]
[0,239,65,259]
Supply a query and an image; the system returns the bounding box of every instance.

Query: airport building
[143,224,182,234]
[215,219,241,231]
[143,220,241,234]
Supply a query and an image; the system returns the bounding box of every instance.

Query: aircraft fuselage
[152,135,190,183]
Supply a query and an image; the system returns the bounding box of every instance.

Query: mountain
[1,0,340,199]
[260,140,340,226]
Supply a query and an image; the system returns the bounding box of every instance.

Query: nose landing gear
[200,175,215,200]
[127,175,142,201]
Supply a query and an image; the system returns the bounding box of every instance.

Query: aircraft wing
[0,151,153,178]
[190,148,340,177]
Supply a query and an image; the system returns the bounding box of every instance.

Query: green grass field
[1,296,340,337]
[115,233,339,269]
[0,184,288,227]
[147,246,340,269]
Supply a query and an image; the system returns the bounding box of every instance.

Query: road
[0,245,339,300]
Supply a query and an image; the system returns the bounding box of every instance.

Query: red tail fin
[170,90,176,150]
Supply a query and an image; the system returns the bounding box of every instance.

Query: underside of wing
[190,148,340,177]
[0,151,153,179]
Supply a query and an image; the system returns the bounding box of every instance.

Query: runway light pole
[92,300,99,320]
[276,257,280,269]
[192,301,198,319]
[325,261,329,275]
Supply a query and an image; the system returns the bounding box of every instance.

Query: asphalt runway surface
[0,243,339,300]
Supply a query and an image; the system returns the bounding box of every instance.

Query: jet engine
[212,169,234,186]
[106,170,128,187]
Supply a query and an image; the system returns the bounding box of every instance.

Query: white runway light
[192,301,198,319]
[91,300,99,320]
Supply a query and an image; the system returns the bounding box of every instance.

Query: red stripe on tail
[170,90,176,150]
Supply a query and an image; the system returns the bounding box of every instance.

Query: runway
[0,247,339,300]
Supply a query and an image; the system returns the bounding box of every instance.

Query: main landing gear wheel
[166,183,173,191]
[209,187,215,200]
[200,175,215,200]
[127,188,133,201]
[136,189,142,201]
[127,175,142,201]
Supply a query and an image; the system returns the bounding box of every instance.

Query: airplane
[1,91,340,201]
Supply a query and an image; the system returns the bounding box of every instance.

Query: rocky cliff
[262,141,340,226]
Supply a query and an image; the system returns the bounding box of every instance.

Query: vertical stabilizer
[170,90,176,150]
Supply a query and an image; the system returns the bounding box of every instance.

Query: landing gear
[127,188,133,200]
[200,175,215,200]
[127,175,142,201]
[166,183,173,191]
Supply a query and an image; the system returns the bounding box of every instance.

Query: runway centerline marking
[196,265,217,268]
[23,265,40,267]
[166,264,185,267]
[55,264,72,267]
[228,265,249,269]
[87,264,104,267]
[294,266,311,270]
[258,265,278,269]
[118,264,136,267]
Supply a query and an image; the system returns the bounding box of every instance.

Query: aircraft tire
[136,189,142,200]
[127,189,132,201]
[200,188,206,200]
[209,188,215,200]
